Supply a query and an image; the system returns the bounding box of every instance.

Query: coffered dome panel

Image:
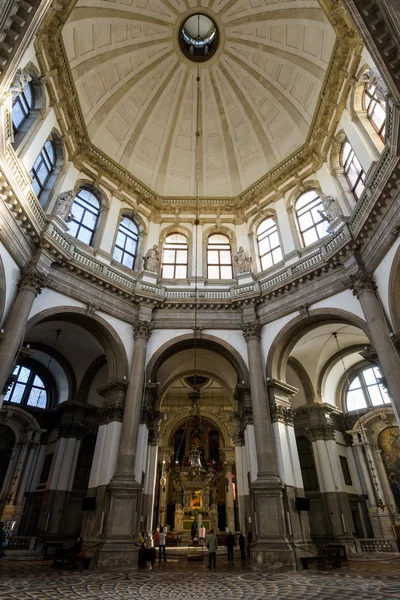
[62,0,336,197]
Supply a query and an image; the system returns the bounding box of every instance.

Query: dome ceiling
[62,0,336,198]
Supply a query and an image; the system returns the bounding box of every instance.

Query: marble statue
[234,246,252,273]
[10,69,32,101]
[53,190,76,222]
[362,67,387,102]
[320,194,342,223]
[144,245,160,273]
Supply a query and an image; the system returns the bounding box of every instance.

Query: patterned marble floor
[1,558,400,599]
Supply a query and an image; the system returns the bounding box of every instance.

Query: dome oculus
[179,14,218,62]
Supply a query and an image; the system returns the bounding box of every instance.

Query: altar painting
[378,426,400,510]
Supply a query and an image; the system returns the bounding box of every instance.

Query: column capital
[308,423,336,442]
[132,319,153,340]
[241,320,261,341]
[349,269,377,297]
[18,265,47,295]
[270,404,294,426]
[99,400,125,425]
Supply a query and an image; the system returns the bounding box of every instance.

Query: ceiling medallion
[179,14,219,62]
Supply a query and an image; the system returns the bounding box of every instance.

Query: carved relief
[270,404,295,426]
[349,269,377,297]
[99,401,125,425]
[241,321,261,341]
[132,320,153,340]
[18,266,47,295]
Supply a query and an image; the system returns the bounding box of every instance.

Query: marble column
[241,321,294,569]
[97,320,152,568]
[350,270,400,422]
[224,461,236,532]
[0,265,46,408]
[233,415,250,533]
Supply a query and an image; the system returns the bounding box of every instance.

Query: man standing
[207,529,218,569]
[226,531,235,563]
[239,531,246,561]
[159,527,167,562]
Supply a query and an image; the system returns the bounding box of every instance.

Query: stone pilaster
[241,321,295,569]
[350,269,400,423]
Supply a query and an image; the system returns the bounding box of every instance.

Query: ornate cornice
[132,320,153,340]
[241,321,261,342]
[349,269,377,297]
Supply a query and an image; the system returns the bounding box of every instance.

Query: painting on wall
[378,426,400,510]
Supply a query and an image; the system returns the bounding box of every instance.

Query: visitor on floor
[159,528,167,562]
[207,528,218,569]
[226,530,235,562]
[239,531,246,561]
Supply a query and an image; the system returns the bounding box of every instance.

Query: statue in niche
[234,246,252,273]
[10,69,32,101]
[318,194,342,223]
[144,245,160,273]
[53,190,76,222]
[362,67,387,102]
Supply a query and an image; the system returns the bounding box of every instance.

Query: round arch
[388,242,400,332]
[0,252,6,326]
[161,410,232,449]
[26,307,129,382]
[266,309,370,382]
[146,333,250,390]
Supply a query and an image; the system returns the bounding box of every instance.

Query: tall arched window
[295,190,329,247]
[161,233,188,279]
[113,217,139,269]
[363,84,386,141]
[12,81,34,134]
[257,217,282,271]
[4,364,48,409]
[346,366,389,411]
[207,234,233,279]
[30,139,56,200]
[341,141,365,201]
[68,188,100,246]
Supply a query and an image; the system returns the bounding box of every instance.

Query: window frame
[257,217,282,271]
[345,366,390,412]
[295,190,329,247]
[161,233,188,279]
[113,217,139,270]
[4,364,48,410]
[30,139,56,200]
[68,187,101,246]
[12,81,34,134]
[341,142,366,201]
[206,234,233,280]
[362,85,386,141]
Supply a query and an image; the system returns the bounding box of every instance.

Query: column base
[95,541,139,569]
[102,477,142,541]
[251,541,296,570]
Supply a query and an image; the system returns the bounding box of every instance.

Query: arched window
[296,437,319,491]
[346,366,389,411]
[295,190,329,247]
[363,84,386,141]
[341,141,366,201]
[12,81,34,134]
[30,139,56,200]
[68,188,100,245]
[161,233,188,279]
[4,364,48,409]
[207,233,233,279]
[113,217,139,269]
[257,217,282,270]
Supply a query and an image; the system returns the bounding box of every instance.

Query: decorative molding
[241,321,261,342]
[270,404,295,426]
[349,269,377,297]
[132,320,153,340]
[17,265,46,295]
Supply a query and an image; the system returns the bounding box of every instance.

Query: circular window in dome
[179,14,219,62]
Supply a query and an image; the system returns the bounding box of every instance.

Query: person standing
[239,531,246,561]
[159,527,167,562]
[199,524,206,545]
[226,531,235,563]
[207,529,218,569]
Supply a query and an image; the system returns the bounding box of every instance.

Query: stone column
[224,460,236,532]
[350,270,400,422]
[241,321,294,568]
[233,414,250,533]
[97,320,152,568]
[142,437,158,534]
[0,265,46,408]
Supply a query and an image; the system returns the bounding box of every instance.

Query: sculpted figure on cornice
[362,67,388,102]
[234,246,252,273]
[320,194,342,222]
[10,69,32,100]
[143,245,160,273]
[53,190,76,222]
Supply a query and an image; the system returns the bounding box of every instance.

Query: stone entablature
[294,403,345,442]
